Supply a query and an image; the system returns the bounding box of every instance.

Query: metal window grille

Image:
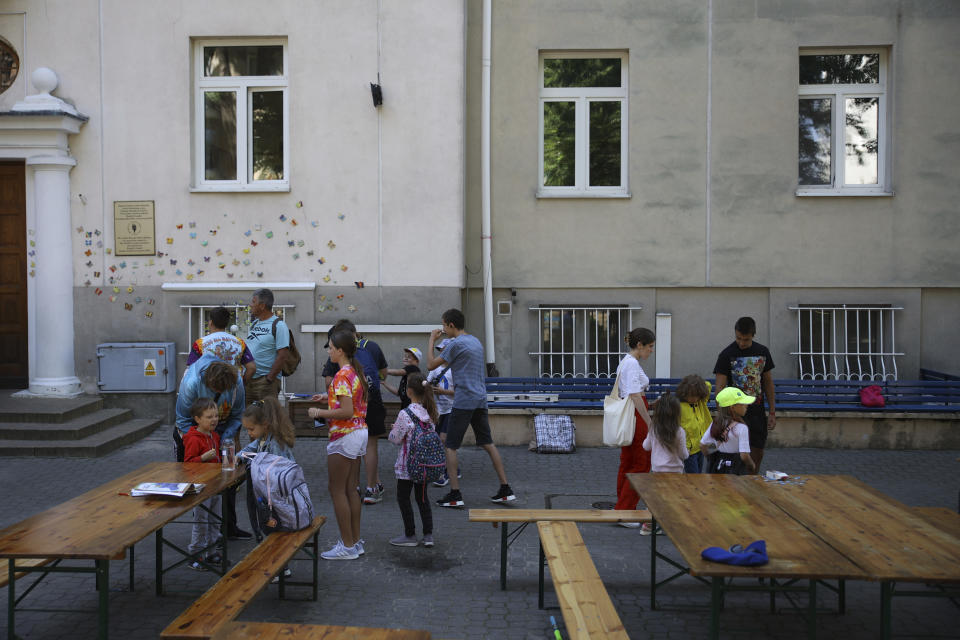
[789,304,903,380]
[529,305,642,378]
[179,303,295,356]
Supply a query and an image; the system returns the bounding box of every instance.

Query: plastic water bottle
[221,438,236,472]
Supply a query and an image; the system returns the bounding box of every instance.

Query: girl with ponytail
[308,330,368,559]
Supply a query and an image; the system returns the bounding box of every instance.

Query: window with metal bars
[529,305,641,378]
[789,304,902,380]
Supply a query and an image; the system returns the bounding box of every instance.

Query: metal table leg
[96,559,109,639]
[8,558,15,640]
[650,516,657,610]
[710,576,722,640]
[881,581,893,640]
[500,522,508,590]
[538,541,546,609]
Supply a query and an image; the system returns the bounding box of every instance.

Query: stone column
[27,155,82,396]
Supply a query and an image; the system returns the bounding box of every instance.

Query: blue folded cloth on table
[701,540,768,566]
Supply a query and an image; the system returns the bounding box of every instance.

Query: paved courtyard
[1,423,958,639]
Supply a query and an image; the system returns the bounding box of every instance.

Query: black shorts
[435,412,451,435]
[366,401,386,437]
[445,407,493,450]
[743,404,768,450]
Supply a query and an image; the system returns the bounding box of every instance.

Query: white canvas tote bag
[602,372,636,447]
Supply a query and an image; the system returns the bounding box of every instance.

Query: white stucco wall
[2,0,465,292]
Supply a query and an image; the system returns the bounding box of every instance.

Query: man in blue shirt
[425,308,515,507]
[245,288,290,404]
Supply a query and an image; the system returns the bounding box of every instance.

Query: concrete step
[0,408,134,440]
[0,393,104,424]
[0,418,163,457]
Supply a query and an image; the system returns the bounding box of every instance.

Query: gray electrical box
[97,342,177,392]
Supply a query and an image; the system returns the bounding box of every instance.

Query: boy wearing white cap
[384,347,423,409]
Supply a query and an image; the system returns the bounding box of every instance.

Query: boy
[713,316,776,472]
[384,347,423,409]
[182,397,223,570]
[428,339,457,487]
[426,308,515,507]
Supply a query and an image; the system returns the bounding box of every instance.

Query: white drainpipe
[481,0,495,370]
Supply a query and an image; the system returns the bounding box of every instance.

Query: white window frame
[797,47,892,197]
[192,38,290,192]
[538,51,630,198]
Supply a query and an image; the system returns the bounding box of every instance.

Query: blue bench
[485,377,960,413]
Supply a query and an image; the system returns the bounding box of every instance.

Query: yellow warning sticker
[144,359,157,376]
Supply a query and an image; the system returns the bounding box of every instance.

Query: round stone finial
[31,67,59,95]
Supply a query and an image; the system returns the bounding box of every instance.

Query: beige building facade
[0,1,957,397]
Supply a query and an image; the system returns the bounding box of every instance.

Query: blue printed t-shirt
[440,333,487,410]
[247,316,290,378]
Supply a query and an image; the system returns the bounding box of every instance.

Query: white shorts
[327,428,368,459]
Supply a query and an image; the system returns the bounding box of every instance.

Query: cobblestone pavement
[1,424,958,639]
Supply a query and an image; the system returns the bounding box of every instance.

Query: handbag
[859,384,885,408]
[602,372,636,447]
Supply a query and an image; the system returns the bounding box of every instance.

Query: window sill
[536,190,632,199]
[190,183,290,193]
[795,188,894,197]
[162,282,315,291]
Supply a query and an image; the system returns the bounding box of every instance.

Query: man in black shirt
[713,316,777,472]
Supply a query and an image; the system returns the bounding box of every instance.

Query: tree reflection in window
[0,40,19,95]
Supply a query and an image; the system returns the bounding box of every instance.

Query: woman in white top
[700,386,757,475]
[614,328,656,515]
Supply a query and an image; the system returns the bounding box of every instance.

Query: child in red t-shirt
[182,397,222,570]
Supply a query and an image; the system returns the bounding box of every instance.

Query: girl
[643,392,688,474]
[676,375,712,474]
[700,386,757,475]
[387,372,436,548]
[240,397,298,579]
[614,328,655,526]
[240,397,296,461]
[308,330,369,560]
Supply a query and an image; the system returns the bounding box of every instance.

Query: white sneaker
[321,540,359,560]
[355,538,365,556]
[618,521,642,529]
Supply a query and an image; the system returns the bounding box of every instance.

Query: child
[383,347,423,409]
[240,397,298,579]
[182,397,222,570]
[387,372,436,547]
[308,330,369,560]
[240,397,296,462]
[428,338,458,487]
[700,387,757,476]
[676,375,712,474]
[640,392,687,535]
[643,392,688,473]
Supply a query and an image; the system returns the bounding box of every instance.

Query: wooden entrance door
[0,161,27,388]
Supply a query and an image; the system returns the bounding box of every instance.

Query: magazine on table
[129,482,206,497]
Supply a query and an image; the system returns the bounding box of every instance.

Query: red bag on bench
[859,385,885,408]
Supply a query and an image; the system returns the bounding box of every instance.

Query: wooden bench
[161,515,326,640]
[538,521,628,640]
[211,621,431,639]
[486,376,960,413]
[468,508,650,595]
[0,557,54,589]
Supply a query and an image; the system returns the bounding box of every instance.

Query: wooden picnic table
[628,473,960,640]
[0,461,246,640]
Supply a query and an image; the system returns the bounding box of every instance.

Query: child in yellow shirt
[677,375,712,474]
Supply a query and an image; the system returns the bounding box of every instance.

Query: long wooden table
[0,462,245,640]
[629,473,960,639]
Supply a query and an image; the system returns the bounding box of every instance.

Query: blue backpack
[403,408,446,484]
